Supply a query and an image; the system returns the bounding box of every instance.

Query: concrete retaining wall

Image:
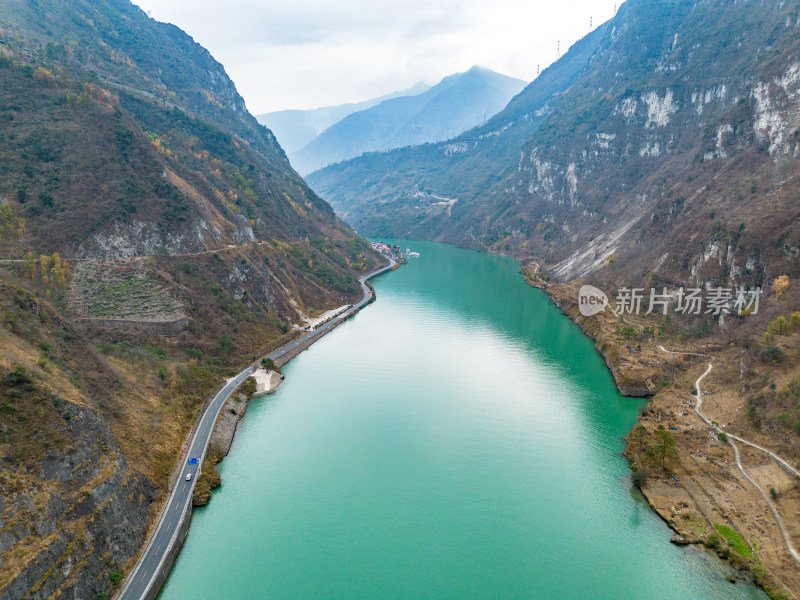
[78,316,189,336]
[142,500,192,600]
[272,313,347,368]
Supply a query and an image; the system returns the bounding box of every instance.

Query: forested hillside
[0,2,379,598]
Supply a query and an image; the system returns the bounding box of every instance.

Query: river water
[159,241,764,599]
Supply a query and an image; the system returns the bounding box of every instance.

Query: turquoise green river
[160,241,764,599]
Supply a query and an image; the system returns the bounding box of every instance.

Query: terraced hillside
[71,261,184,323]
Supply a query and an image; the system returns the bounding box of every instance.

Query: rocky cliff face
[506,0,800,290]
[1,401,156,600]
[0,284,166,600]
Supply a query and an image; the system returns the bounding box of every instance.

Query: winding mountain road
[116,257,395,600]
[692,364,800,565]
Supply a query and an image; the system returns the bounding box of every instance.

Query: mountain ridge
[292,66,527,174]
[306,24,610,237]
[256,81,431,154]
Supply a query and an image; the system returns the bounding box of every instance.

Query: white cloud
[132,0,619,114]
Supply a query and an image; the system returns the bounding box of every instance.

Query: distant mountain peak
[287,67,527,175]
[256,81,431,154]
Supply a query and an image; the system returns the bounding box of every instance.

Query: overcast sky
[131,0,620,115]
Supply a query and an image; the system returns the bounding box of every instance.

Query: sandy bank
[252,367,284,396]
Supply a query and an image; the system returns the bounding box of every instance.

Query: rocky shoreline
[531,279,659,397]
[192,369,283,506]
[528,276,800,598]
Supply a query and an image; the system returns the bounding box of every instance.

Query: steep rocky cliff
[1,400,156,600]
[0,286,160,600]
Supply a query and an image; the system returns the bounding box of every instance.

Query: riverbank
[193,369,283,506]
[526,275,800,599]
[189,261,392,509]
[159,239,766,600]
[116,258,396,600]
